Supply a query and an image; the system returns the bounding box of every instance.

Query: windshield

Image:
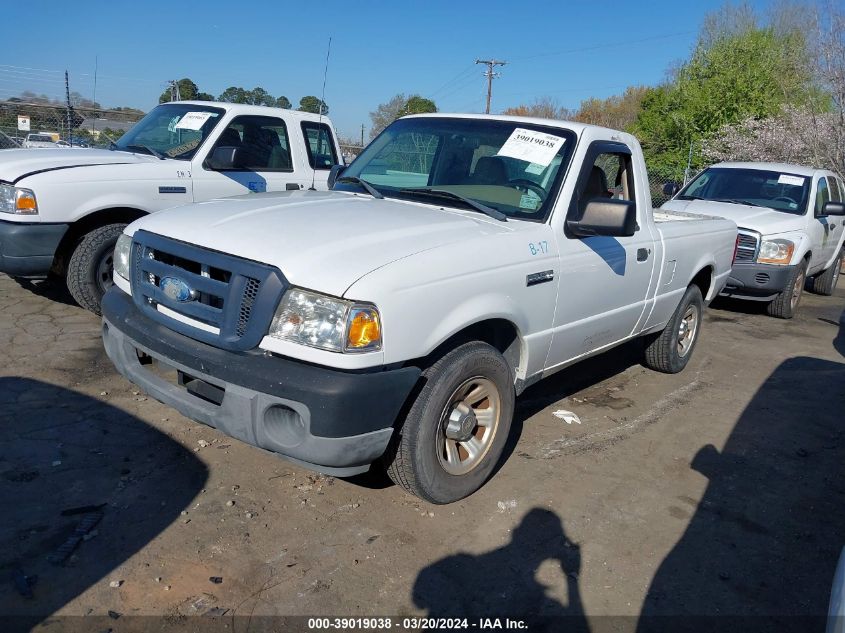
[677,167,811,215]
[29,135,53,142]
[114,103,225,160]
[337,117,576,221]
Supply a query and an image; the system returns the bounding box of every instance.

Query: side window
[209,115,292,171]
[828,176,841,202]
[816,177,830,215]
[576,151,634,214]
[301,122,338,170]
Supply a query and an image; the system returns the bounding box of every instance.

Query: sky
[2,0,777,140]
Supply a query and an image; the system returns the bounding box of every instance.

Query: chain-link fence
[0,101,142,149]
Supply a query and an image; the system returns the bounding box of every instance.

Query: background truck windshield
[678,167,811,215]
[338,117,576,221]
[114,103,226,160]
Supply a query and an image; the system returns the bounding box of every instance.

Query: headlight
[114,233,132,280]
[0,184,38,215]
[268,288,382,353]
[757,239,795,265]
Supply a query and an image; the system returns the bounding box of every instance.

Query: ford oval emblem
[160,276,197,302]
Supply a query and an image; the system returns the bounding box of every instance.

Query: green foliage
[159,78,200,104]
[217,86,290,108]
[275,96,292,109]
[404,95,437,115]
[298,96,328,115]
[369,93,438,138]
[633,25,816,180]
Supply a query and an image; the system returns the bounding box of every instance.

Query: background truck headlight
[0,184,38,215]
[268,288,382,352]
[757,239,795,265]
[113,233,132,280]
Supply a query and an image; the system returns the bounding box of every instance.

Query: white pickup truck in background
[101,114,737,503]
[663,162,845,318]
[0,102,342,312]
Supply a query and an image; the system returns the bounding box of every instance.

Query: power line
[475,59,506,114]
[510,30,694,63]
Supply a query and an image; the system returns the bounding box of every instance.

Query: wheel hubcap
[437,377,500,476]
[677,305,699,358]
[790,270,804,309]
[96,249,115,294]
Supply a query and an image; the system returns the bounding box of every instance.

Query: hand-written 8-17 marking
[528,241,549,256]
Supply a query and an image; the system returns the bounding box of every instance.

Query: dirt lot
[0,272,843,633]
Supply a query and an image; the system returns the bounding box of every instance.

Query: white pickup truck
[663,162,845,318]
[0,101,342,313]
[101,114,737,503]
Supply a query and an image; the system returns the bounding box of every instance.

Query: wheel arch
[690,265,714,301]
[52,207,147,274]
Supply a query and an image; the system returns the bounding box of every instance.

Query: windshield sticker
[778,174,805,187]
[167,116,181,133]
[496,128,565,166]
[519,193,541,210]
[174,111,216,131]
[525,163,545,175]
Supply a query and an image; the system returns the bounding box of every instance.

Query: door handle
[286,183,301,191]
[637,248,651,262]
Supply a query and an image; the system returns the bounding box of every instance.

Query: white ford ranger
[663,162,845,318]
[101,114,737,503]
[0,101,342,313]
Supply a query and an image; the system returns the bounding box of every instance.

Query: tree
[502,97,573,120]
[404,95,437,115]
[159,78,200,103]
[573,86,649,131]
[299,96,328,115]
[369,94,408,138]
[196,92,215,102]
[218,86,248,104]
[633,7,817,181]
[275,96,292,109]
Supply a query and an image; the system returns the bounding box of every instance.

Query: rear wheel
[384,341,514,504]
[66,223,127,315]
[643,285,703,374]
[766,260,807,319]
[810,251,841,296]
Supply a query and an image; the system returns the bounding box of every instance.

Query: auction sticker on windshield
[496,128,565,167]
[175,112,217,131]
[777,174,805,187]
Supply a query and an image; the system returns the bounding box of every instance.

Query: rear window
[29,135,53,142]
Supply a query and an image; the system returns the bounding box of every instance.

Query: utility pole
[168,80,181,102]
[360,123,364,147]
[475,59,506,114]
[64,70,73,146]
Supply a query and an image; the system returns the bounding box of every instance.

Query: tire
[384,341,515,504]
[66,223,127,315]
[643,284,704,374]
[766,260,807,319]
[810,251,841,296]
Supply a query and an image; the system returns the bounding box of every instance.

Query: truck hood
[129,190,508,297]
[0,148,154,184]
[662,199,807,234]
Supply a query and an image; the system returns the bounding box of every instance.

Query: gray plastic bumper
[720,262,797,300]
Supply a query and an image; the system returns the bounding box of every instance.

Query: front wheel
[384,341,515,504]
[810,251,841,296]
[66,223,127,315]
[643,284,704,374]
[766,260,807,319]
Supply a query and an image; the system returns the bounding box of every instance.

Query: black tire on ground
[643,284,704,374]
[766,259,807,319]
[384,341,515,504]
[66,223,127,315]
[810,251,841,296]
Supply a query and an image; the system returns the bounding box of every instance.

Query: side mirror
[206,146,243,170]
[662,181,681,197]
[822,201,845,216]
[327,164,346,189]
[567,199,637,238]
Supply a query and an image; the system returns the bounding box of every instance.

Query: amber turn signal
[345,307,382,351]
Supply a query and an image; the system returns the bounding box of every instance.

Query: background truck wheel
[66,223,127,315]
[384,341,515,504]
[810,251,841,296]
[766,260,807,319]
[644,284,703,374]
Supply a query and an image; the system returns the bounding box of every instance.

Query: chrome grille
[735,230,759,263]
[130,230,286,351]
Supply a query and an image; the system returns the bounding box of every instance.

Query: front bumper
[0,219,68,276]
[101,288,421,476]
[720,262,797,300]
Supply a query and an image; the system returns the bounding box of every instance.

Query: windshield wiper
[714,198,764,208]
[336,176,384,199]
[399,187,507,222]
[124,144,166,160]
[676,195,705,201]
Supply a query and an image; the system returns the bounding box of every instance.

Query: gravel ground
[0,272,843,633]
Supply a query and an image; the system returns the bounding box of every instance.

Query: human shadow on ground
[638,342,845,632]
[413,507,590,633]
[0,378,208,631]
